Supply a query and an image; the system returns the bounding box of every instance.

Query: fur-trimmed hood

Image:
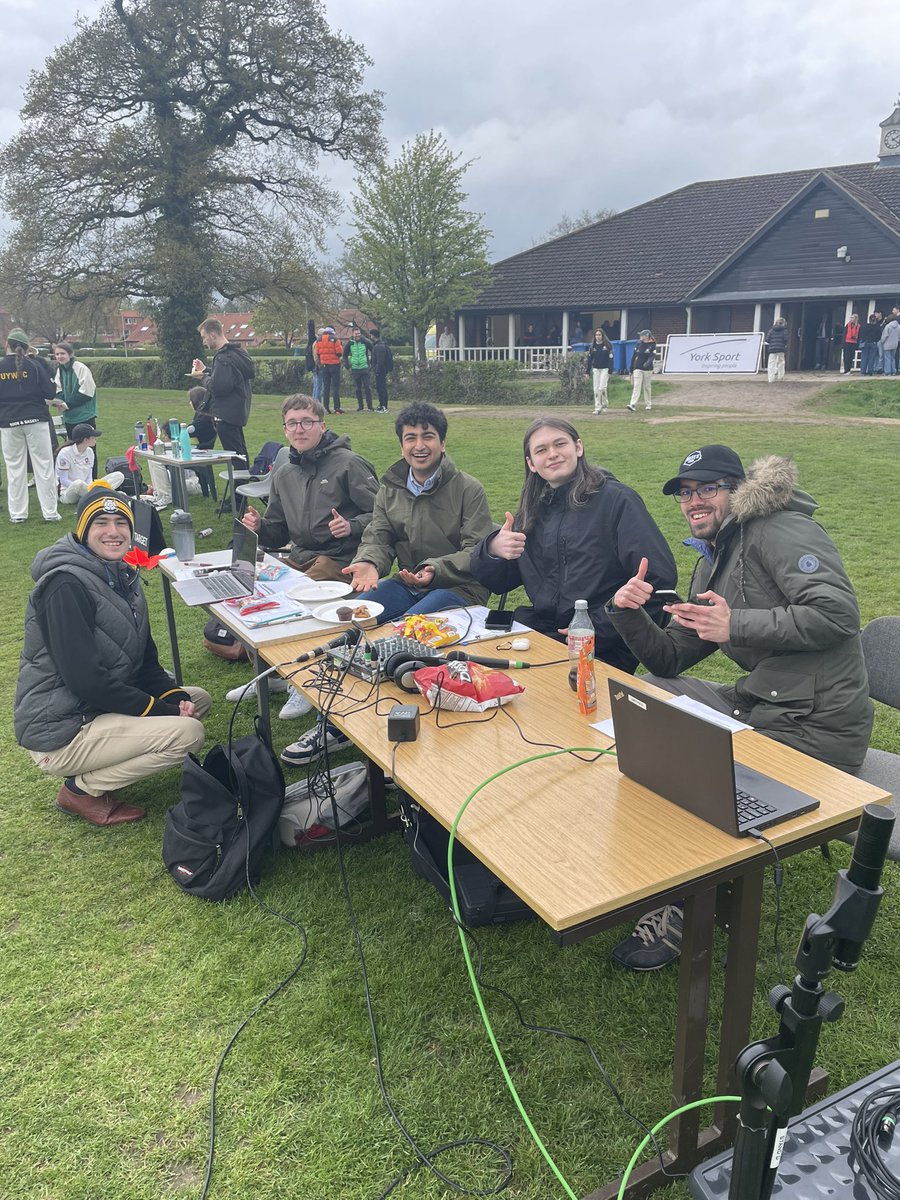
[729,455,818,524]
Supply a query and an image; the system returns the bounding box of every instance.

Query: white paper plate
[312,600,385,624]
[286,579,353,602]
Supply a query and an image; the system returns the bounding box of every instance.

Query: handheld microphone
[293,628,360,663]
[832,803,895,971]
[445,650,530,670]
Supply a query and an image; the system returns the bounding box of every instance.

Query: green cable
[617,1096,741,1199]
[447,747,615,1200]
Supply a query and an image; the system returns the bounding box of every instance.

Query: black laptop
[607,679,819,837]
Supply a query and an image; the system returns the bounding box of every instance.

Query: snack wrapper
[413,661,524,712]
[393,613,458,647]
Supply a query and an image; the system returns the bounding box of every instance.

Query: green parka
[608,456,873,772]
[351,455,493,606]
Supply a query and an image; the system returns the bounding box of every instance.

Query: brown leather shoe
[55,784,145,826]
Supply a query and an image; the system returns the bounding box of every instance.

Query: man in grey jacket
[603,443,872,970]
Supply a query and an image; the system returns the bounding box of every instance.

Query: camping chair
[216,440,282,517]
[841,616,900,860]
[235,445,291,505]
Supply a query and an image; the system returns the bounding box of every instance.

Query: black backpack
[397,792,535,927]
[163,730,285,901]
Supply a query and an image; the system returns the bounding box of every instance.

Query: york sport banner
[663,332,764,374]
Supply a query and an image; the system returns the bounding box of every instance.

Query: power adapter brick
[388,703,420,742]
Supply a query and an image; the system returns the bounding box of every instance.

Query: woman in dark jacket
[584,329,614,413]
[470,416,676,672]
[0,328,59,523]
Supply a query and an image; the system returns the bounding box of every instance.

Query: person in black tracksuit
[369,329,394,412]
[187,386,217,498]
[627,331,656,411]
[469,416,676,671]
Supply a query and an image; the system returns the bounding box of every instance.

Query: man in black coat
[192,319,256,468]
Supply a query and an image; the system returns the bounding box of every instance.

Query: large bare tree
[0,0,383,383]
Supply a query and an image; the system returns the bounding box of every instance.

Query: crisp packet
[393,613,457,647]
[413,661,524,711]
[258,564,290,582]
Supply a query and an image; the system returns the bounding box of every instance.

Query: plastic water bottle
[170,509,195,562]
[134,420,146,450]
[179,422,192,461]
[567,599,597,714]
[168,417,180,440]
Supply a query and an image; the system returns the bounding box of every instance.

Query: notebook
[172,519,258,606]
[607,679,820,837]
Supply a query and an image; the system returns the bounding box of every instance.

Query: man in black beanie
[14,483,212,826]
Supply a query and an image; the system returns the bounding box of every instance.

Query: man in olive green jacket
[343,400,493,619]
[603,443,873,972]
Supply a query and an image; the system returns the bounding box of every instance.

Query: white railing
[431,345,567,372]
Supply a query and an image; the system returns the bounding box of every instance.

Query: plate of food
[286,579,353,603]
[312,600,384,627]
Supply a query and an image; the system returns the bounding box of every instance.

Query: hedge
[89,357,310,393]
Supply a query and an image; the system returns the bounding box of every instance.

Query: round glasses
[673,483,732,502]
[283,418,322,431]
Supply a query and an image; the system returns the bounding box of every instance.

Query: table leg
[161,573,183,685]
[252,649,271,746]
[169,463,188,510]
[227,461,238,520]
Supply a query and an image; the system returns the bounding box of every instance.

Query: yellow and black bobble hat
[74,481,135,544]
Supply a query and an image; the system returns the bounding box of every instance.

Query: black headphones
[391,658,432,692]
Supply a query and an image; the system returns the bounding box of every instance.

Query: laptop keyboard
[203,571,243,598]
[736,789,777,825]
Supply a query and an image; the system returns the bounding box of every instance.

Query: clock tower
[877,99,900,167]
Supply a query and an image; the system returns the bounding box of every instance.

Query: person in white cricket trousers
[0,328,60,523]
[765,317,789,383]
[584,328,613,413]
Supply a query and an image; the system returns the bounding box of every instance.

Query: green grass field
[2,385,900,1200]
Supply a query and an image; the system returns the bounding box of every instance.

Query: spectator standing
[314,327,343,414]
[814,312,834,370]
[370,328,394,412]
[841,313,861,373]
[438,327,457,352]
[859,313,883,376]
[303,319,324,402]
[627,331,656,411]
[765,317,789,383]
[192,318,255,469]
[56,423,102,504]
[0,329,59,523]
[342,328,373,412]
[52,343,98,473]
[880,311,900,376]
[585,328,613,413]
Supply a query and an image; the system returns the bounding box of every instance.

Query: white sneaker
[225,676,289,702]
[279,689,313,719]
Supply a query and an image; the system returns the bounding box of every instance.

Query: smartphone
[654,589,685,605]
[484,609,515,631]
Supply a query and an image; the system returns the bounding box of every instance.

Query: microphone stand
[728,803,895,1200]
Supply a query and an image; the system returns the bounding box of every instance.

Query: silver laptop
[607,679,819,837]
[173,519,257,606]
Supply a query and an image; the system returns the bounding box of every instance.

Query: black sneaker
[280,722,350,766]
[610,904,683,971]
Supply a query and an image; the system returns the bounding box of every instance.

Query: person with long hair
[470,416,676,671]
[0,329,59,523]
[585,328,614,413]
[52,343,99,466]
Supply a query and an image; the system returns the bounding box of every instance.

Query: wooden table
[261,628,889,1199]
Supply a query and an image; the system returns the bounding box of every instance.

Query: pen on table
[252,612,314,628]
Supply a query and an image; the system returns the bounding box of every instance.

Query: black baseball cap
[662,444,745,495]
[71,423,101,442]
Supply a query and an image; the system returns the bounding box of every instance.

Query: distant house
[454,103,900,372]
[103,310,262,348]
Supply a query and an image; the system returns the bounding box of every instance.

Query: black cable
[850,1084,900,1198]
[498,703,615,762]
[748,828,785,985]
[196,681,310,1200]
[303,659,514,1196]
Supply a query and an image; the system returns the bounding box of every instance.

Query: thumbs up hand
[491,512,527,561]
[328,507,351,538]
[611,557,654,610]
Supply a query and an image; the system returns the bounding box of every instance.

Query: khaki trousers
[289,554,348,582]
[29,687,212,795]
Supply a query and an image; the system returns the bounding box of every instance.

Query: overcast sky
[2,0,899,264]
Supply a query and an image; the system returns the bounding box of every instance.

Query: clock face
[883,128,900,151]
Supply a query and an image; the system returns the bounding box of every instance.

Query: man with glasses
[603,443,872,970]
[241,394,377,582]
